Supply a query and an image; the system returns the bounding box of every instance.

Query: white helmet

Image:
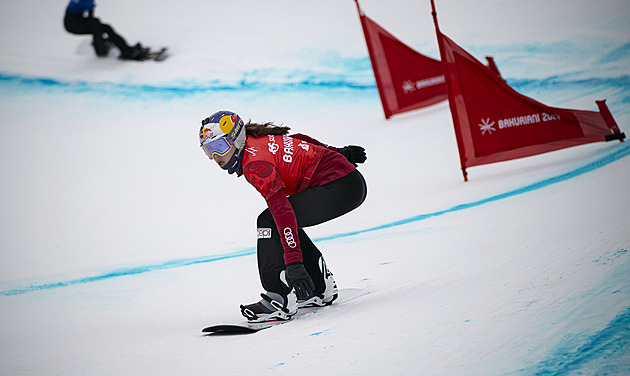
[199,110,246,174]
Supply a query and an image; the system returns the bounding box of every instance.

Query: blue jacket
[66,0,95,15]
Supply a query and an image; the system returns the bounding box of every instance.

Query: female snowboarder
[199,110,367,322]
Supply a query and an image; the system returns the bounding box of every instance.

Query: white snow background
[1,0,629,374]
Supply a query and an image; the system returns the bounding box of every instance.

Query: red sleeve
[291,133,338,152]
[265,188,302,264]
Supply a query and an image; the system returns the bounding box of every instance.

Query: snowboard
[202,288,369,336]
[76,40,169,61]
[202,322,283,335]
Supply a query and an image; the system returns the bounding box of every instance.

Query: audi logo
[283,227,297,248]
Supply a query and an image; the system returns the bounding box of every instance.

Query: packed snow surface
[1,0,629,374]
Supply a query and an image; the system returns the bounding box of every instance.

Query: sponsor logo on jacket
[268,135,279,154]
[282,135,294,163]
[257,228,272,239]
[283,227,297,248]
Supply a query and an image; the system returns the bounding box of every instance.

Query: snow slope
[1,0,629,374]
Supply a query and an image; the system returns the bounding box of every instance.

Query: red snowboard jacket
[242,134,355,264]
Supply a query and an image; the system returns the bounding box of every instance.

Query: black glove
[338,145,367,165]
[285,263,315,300]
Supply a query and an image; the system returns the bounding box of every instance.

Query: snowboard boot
[297,257,339,308]
[240,291,297,323]
[92,38,113,57]
[119,43,150,61]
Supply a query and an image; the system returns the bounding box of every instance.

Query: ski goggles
[201,136,232,160]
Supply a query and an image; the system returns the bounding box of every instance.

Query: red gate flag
[430,1,625,180]
[355,1,446,119]
[355,0,502,119]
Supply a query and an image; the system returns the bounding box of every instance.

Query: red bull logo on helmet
[199,126,216,143]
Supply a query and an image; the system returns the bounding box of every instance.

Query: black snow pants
[256,169,367,297]
[63,11,133,56]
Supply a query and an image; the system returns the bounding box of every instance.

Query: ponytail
[245,121,291,137]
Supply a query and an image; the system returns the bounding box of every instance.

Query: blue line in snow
[2,71,628,106]
[521,306,630,375]
[1,248,255,296]
[0,72,375,97]
[1,142,629,296]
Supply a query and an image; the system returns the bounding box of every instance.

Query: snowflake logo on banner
[478,118,496,135]
[402,80,416,94]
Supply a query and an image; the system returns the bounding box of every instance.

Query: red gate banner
[433,19,624,180]
[355,1,446,119]
[355,1,503,119]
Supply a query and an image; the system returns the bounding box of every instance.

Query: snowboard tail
[202,321,284,336]
[147,47,169,62]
